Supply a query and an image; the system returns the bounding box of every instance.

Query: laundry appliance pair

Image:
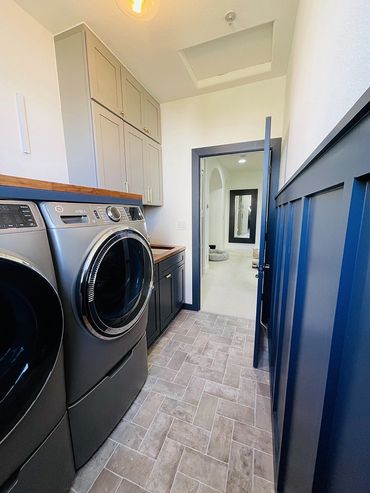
[0,199,153,491]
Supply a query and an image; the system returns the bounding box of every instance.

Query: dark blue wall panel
[318,179,370,492]
[269,92,370,492]
[283,187,346,492]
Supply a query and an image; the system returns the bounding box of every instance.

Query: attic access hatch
[179,21,274,89]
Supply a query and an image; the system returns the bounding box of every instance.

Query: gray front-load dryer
[0,201,74,492]
[40,202,153,468]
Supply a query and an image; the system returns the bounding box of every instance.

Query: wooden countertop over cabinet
[0,174,142,203]
[151,245,186,264]
[147,246,186,347]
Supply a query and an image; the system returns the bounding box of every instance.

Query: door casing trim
[190,138,281,312]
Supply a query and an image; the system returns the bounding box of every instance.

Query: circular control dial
[106,206,121,222]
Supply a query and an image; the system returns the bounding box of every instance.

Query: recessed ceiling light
[238,157,247,164]
[116,0,160,20]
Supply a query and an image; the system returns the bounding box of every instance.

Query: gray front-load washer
[0,201,74,492]
[40,202,153,468]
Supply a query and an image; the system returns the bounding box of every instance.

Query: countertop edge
[151,245,186,264]
[0,174,142,202]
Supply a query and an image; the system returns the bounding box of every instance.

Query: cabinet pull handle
[144,127,150,134]
[121,111,125,117]
[124,181,128,192]
[166,273,172,279]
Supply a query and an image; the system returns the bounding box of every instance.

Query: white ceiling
[208,151,264,173]
[16,0,298,102]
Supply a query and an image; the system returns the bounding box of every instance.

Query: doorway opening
[191,136,281,366]
[200,151,264,319]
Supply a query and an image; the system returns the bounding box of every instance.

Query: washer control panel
[106,206,121,222]
[0,201,43,232]
[41,202,144,229]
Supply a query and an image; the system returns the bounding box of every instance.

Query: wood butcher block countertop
[151,245,186,264]
[0,174,142,202]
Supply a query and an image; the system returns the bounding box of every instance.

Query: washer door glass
[0,257,63,441]
[81,229,153,338]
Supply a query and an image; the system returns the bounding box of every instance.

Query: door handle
[255,263,270,279]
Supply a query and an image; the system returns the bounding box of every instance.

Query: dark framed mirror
[229,189,258,244]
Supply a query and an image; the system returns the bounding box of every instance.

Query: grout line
[105,465,151,492]
[137,394,166,444]
[252,447,255,492]
[177,442,231,467]
[169,447,185,493]
[113,477,123,493]
[179,471,224,493]
[205,396,219,455]
[254,472,275,486]
[222,418,235,492]
[85,439,120,493]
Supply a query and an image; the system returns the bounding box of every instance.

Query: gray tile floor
[70,310,274,493]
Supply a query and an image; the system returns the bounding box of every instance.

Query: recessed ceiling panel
[180,22,273,82]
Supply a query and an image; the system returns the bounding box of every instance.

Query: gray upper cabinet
[143,91,161,143]
[124,123,145,197]
[144,138,162,206]
[85,29,122,117]
[55,23,162,203]
[124,122,163,206]
[91,102,127,192]
[121,67,144,131]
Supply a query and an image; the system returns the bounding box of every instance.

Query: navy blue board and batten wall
[269,87,370,492]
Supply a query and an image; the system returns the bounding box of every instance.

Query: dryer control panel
[0,201,44,233]
[40,202,144,229]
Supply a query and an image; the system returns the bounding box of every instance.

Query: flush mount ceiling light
[238,156,247,164]
[225,11,237,25]
[116,0,160,20]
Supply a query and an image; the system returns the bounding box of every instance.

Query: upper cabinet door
[91,101,127,192]
[123,123,145,198]
[143,91,161,143]
[144,138,163,206]
[121,67,144,131]
[85,30,122,116]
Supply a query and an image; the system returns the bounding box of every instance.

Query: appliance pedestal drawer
[68,334,148,469]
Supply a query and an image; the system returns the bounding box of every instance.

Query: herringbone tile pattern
[70,310,274,493]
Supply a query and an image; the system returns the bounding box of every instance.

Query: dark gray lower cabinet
[159,272,173,330]
[146,282,160,347]
[147,252,185,347]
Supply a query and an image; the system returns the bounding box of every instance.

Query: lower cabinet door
[146,284,160,347]
[159,273,173,331]
[173,263,185,316]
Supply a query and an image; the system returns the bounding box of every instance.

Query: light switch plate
[176,220,186,230]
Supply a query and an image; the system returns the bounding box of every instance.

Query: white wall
[209,169,224,250]
[145,76,285,303]
[281,0,370,184]
[0,0,68,182]
[201,159,228,273]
